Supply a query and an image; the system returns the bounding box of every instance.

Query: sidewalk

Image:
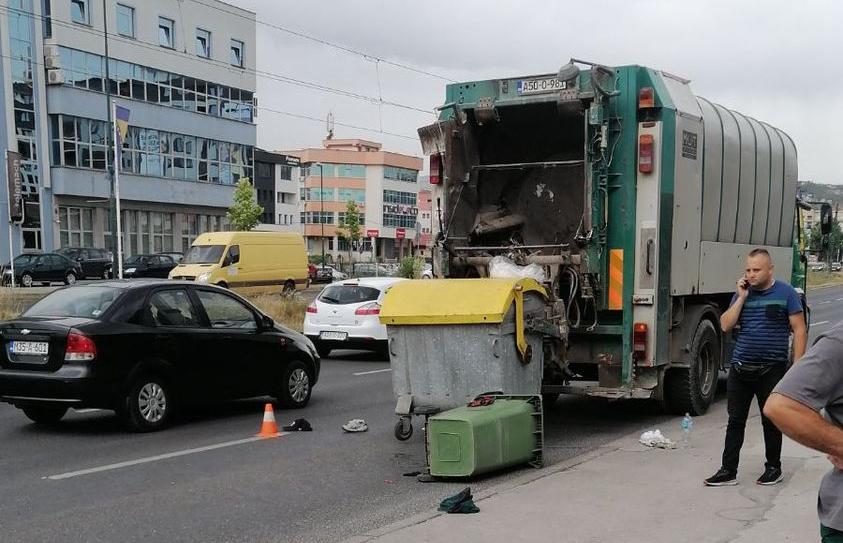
[348,399,827,543]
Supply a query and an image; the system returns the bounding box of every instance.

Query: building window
[278,165,292,180]
[306,188,334,201]
[58,206,94,247]
[56,46,254,123]
[71,0,89,25]
[50,114,253,184]
[230,39,244,67]
[159,17,175,48]
[384,166,418,183]
[196,28,211,58]
[338,212,365,225]
[116,4,134,38]
[301,212,334,225]
[338,188,365,203]
[383,190,417,206]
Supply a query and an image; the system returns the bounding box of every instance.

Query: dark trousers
[721,363,787,473]
[822,525,843,542]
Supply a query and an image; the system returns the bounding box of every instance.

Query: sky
[229,0,842,183]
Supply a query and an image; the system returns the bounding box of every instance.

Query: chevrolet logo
[21,329,30,335]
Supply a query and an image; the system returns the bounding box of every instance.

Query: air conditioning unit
[43,44,61,69]
[46,68,65,85]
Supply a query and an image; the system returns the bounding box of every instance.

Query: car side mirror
[260,315,274,330]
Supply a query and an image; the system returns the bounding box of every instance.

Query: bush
[398,257,424,279]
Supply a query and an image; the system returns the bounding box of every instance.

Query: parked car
[304,277,405,358]
[811,262,826,272]
[832,262,842,272]
[123,254,178,278]
[421,263,434,279]
[0,281,320,431]
[1,253,40,277]
[54,247,113,279]
[315,265,347,283]
[2,253,82,287]
[155,252,184,264]
[170,231,308,294]
[350,262,394,277]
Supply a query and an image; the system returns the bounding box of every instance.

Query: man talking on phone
[704,248,808,487]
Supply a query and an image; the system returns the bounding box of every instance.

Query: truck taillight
[65,331,96,362]
[306,303,318,314]
[639,87,655,109]
[633,323,648,362]
[355,302,381,316]
[639,134,654,174]
[429,153,442,185]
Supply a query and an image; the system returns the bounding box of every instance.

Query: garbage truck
[408,59,814,417]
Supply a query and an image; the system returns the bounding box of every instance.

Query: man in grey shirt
[766,324,843,542]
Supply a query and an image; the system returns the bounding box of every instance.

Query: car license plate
[320,331,348,341]
[10,341,49,355]
[516,77,566,95]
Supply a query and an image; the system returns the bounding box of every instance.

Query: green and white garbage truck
[410,58,815,416]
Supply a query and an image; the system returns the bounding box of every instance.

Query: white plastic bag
[488,256,546,282]
[639,429,676,449]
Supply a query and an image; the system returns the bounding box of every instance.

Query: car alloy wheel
[20,273,33,287]
[288,368,310,404]
[138,382,167,423]
[65,272,77,285]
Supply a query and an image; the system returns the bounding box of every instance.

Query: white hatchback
[303,277,405,358]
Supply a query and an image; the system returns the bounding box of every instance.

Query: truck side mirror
[821,203,833,235]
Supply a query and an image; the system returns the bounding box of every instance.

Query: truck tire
[665,319,720,416]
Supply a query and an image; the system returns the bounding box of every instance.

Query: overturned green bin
[427,395,543,478]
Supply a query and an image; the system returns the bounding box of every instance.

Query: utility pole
[316,163,325,265]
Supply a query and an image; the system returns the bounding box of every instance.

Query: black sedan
[122,254,178,278]
[0,281,320,431]
[3,253,82,287]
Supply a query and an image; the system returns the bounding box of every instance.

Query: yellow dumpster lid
[379,278,547,325]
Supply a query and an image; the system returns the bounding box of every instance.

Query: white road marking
[353,368,392,376]
[819,301,832,305]
[44,435,278,480]
[812,320,830,327]
[836,298,843,301]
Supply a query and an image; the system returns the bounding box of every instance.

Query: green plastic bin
[427,396,543,478]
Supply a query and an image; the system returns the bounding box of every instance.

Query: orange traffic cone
[256,403,281,438]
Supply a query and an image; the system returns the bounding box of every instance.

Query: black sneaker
[704,468,738,486]
[756,467,783,486]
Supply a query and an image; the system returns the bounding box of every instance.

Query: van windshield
[184,245,225,264]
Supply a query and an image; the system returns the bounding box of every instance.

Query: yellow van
[169,231,308,293]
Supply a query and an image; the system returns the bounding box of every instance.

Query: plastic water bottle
[681,413,694,448]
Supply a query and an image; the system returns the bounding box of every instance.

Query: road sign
[366,229,379,238]
[6,150,22,223]
[396,228,406,240]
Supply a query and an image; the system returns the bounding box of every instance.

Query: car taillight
[355,302,381,316]
[65,331,96,362]
[639,134,654,174]
[306,303,318,314]
[633,323,648,362]
[429,153,442,185]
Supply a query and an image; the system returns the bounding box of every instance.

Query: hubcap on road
[289,369,309,403]
[138,383,166,422]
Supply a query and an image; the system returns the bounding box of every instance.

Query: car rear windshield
[184,245,225,264]
[23,286,122,319]
[318,284,380,305]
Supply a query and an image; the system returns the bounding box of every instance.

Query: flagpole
[112,99,124,279]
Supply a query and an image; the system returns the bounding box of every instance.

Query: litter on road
[282,418,313,432]
[639,430,676,449]
[438,487,480,514]
[342,419,369,432]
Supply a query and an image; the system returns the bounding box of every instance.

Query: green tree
[336,200,362,266]
[808,221,843,262]
[226,178,263,231]
[398,256,424,279]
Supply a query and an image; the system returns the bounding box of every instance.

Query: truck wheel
[665,319,720,415]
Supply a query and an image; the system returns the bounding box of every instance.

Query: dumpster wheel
[394,417,413,441]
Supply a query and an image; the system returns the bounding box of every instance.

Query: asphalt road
[0,284,840,543]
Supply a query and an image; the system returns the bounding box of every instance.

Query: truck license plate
[517,77,567,95]
[11,341,49,355]
[320,331,348,341]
